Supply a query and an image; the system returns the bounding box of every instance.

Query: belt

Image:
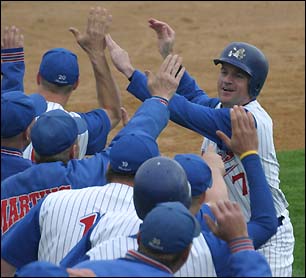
[278,215,285,227]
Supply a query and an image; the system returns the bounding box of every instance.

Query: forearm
[176,70,219,107]
[108,97,169,149]
[88,51,121,129]
[242,154,278,247]
[1,47,25,93]
[204,168,229,204]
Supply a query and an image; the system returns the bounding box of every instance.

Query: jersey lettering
[232,172,248,195]
[79,212,99,236]
[1,185,71,235]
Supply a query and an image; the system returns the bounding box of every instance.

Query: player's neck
[37,89,69,107]
[109,177,135,187]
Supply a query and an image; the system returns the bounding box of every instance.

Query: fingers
[216,130,231,149]
[160,54,182,77]
[203,214,219,235]
[105,33,120,50]
[2,25,24,49]
[68,27,80,39]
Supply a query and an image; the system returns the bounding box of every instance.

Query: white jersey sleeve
[23,101,88,160]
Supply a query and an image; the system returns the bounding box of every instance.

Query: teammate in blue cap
[1,91,47,181]
[1,7,121,162]
[1,51,185,277]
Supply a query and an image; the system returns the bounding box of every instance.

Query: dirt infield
[2,1,305,156]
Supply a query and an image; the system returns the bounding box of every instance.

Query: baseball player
[1,53,186,277]
[105,20,295,277]
[1,51,182,234]
[1,91,47,181]
[67,105,276,277]
[14,201,273,277]
[1,7,122,160]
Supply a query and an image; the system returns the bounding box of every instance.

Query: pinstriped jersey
[37,183,135,263]
[86,232,216,277]
[23,102,89,160]
[201,100,288,219]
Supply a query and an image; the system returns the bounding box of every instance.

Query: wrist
[239,150,258,160]
[123,66,135,80]
[228,236,254,254]
[1,47,24,63]
[152,96,169,106]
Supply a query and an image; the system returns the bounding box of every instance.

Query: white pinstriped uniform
[38,183,136,264]
[86,219,217,277]
[87,231,216,277]
[38,182,217,277]
[201,100,294,277]
[23,101,88,160]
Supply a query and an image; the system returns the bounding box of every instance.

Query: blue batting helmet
[133,156,192,220]
[214,42,269,98]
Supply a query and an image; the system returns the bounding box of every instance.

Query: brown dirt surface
[2,1,305,157]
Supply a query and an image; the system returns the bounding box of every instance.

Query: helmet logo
[121,161,128,168]
[228,47,246,60]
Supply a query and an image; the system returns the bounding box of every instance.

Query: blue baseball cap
[15,261,68,277]
[109,133,160,174]
[39,48,79,86]
[31,109,87,156]
[174,154,212,196]
[140,202,201,253]
[1,91,47,138]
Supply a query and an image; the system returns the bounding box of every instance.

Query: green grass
[277,149,305,277]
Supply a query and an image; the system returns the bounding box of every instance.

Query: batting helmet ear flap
[133,156,192,220]
[214,42,269,98]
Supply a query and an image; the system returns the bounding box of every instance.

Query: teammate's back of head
[174,153,212,197]
[31,109,87,160]
[39,48,79,87]
[133,156,192,220]
[106,133,160,181]
[1,91,47,139]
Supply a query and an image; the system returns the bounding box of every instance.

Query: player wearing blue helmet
[104,19,294,277]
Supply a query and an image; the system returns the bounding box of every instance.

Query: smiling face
[217,62,251,108]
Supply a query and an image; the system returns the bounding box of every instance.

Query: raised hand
[1,25,24,49]
[216,105,258,157]
[203,200,248,242]
[145,54,185,101]
[105,33,135,79]
[69,7,112,53]
[148,18,175,59]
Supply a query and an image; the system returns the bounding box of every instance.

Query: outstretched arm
[108,54,185,148]
[1,25,25,93]
[69,7,121,130]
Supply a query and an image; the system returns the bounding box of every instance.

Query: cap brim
[28,93,47,116]
[213,58,252,77]
[73,116,87,134]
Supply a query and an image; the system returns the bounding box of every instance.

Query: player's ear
[69,142,79,159]
[136,231,141,245]
[36,73,41,85]
[72,78,79,90]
